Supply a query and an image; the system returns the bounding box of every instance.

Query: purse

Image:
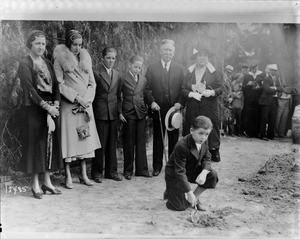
[76,124,90,140]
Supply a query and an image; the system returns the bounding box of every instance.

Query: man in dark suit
[258,64,283,140]
[145,39,185,177]
[241,63,264,138]
[92,47,122,182]
[119,55,151,180]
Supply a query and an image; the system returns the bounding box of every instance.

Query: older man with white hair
[145,39,185,176]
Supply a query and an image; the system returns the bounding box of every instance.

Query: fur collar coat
[53,44,92,73]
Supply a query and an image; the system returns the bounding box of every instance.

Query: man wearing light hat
[145,39,185,176]
[258,64,283,140]
[182,43,224,162]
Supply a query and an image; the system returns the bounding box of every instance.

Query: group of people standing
[221,62,290,141]
[17,28,238,211]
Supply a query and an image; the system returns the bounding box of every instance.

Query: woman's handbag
[73,105,91,140]
[76,124,90,140]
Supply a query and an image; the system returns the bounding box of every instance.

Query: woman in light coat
[53,30,101,189]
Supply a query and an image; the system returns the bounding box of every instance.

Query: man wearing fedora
[182,43,224,162]
[258,64,283,140]
[145,39,185,177]
[241,62,264,138]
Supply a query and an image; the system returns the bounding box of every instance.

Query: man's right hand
[151,102,160,111]
[186,191,197,207]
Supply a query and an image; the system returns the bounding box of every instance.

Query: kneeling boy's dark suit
[165,134,218,211]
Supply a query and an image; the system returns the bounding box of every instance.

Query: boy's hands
[186,191,197,207]
[196,169,210,185]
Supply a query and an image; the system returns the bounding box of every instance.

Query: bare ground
[1,136,300,239]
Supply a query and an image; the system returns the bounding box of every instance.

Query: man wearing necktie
[119,55,151,180]
[145,39,185,177]
[92,47,123,182]
[258,64,283,140]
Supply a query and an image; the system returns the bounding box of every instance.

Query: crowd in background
[220,62,294,141]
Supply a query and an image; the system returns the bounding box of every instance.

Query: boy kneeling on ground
[164,115,218,211]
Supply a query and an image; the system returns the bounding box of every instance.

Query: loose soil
[1,136,299,239]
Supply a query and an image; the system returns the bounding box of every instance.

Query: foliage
[0,20,297,176]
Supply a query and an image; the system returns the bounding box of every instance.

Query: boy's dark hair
[191,116,213,130]
[129,55,143,64]
[102,47,117,57]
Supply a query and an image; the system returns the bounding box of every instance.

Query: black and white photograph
[0,1,299,238]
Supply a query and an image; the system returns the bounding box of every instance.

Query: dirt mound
[240,152,300,213]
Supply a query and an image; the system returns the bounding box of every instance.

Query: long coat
[93,64,121,121]
[17,55,63,173]
[53,44,101,159]
[119,72,148,120]
[242,73,264,107]
[182,64,223,150]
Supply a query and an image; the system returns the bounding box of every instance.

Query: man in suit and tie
[119,55,151,180]
[92,47,122,182]
[258,64,283,140]
[145,39,185,177]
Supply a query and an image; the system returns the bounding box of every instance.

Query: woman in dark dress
[182,45,224,162]
[17,30,63,199]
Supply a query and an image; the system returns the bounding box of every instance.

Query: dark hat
[191,43,212,60]
[241,63,250,69]
[165,106,183,131]
[26,30,46,49]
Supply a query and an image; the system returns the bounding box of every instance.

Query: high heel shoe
[79,177,93,186]
[31,188,43,199]
[65,180,74,189]
[41,184,62,195]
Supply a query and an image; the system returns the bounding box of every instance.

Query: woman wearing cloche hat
[182,43,224,162]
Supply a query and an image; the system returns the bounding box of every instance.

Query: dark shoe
[107,174,123,181]
[79,177,94,186]
[163,190,168,200]
[152,170,160,177]
[92,175,103,183]
[135,173,152,178]
[31,188,43,199]
[260,137,269,141]
[41,184,62,195]
[267,137,274,140]
[124,175,132,180]
[210,149,220,162]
